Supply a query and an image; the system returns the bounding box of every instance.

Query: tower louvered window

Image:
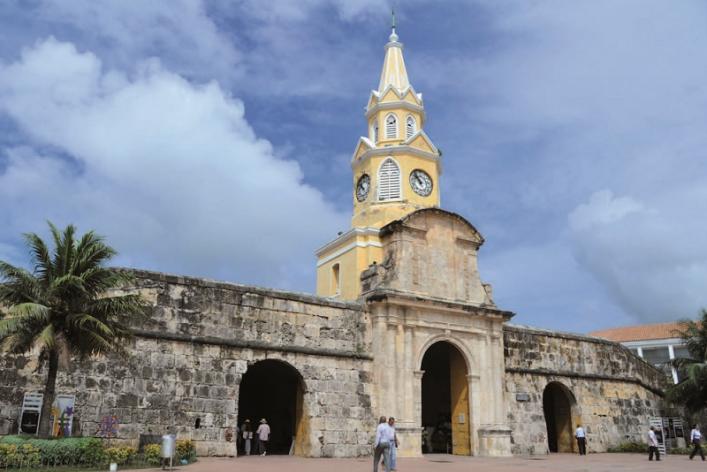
[372,121,379,143]
[406,116,416,138]
[385,114,397,139]
[378,158,401,201]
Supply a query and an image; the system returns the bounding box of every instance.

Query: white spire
[377,12,410,93]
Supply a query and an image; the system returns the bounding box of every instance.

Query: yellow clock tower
[316,21,441,300]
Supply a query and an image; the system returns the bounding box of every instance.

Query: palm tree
[0,223,145,438]
[666,310,707,413]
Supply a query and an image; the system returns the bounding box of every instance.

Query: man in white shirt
[647,426,660,461]
[690,424,705,461]
[575,424,586,455]
[373,416,393,472]
[256,418,271,456]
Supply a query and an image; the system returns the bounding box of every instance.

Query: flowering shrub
[144,443,162,465]
[104,446,136,465]
[176,439,196,462]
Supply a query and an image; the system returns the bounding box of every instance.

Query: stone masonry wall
[503,324,666,455]
[0,270,375,457]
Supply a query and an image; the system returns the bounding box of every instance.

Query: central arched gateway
[237,360,307,456]
[420,341,471,455]
[543,382,576,453]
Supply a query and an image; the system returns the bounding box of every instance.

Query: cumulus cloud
[568,189,707,323]
[0,38,347,290]
[433,1,707,328]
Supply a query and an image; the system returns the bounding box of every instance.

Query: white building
[590,322,690,384]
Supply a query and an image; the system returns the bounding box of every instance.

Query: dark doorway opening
[543,382,575,453]
[421,341,470,455]
[237,360,305,456]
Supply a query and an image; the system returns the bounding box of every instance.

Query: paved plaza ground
[126,453,705,472]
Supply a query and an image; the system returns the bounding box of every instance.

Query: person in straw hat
[256,418,271,456]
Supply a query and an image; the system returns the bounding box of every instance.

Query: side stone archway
[237,359,308,456]
[542,382,578,453]
[420,341,471,455]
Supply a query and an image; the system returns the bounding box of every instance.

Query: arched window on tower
[385,114,397,139]
[372,121,379,143]
[378,158,401,201]
[406,115,416,138]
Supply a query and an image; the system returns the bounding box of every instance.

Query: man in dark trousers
[648,426,660,461]
[575,424,586,455]
[690,424,705,461]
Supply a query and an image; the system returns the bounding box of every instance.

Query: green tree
[666,309,707,413]
[0,223,145,438]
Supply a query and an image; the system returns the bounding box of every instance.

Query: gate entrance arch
[420,341,471,455]
[543,382,577,453]
[237,359,307,455]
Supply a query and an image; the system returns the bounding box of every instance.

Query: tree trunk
[38,349,59,438]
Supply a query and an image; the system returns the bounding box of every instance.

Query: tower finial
[389,8,399,42]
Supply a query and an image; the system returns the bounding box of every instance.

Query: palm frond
[23,232,54,284]
[72,232,116,276]
[75,329,114,357]
[0,261,42,304]
[66,313,115,338]
[49,274,87,300]
[34,323,56,351]
[0,303,50,337]
[79,267,124,297]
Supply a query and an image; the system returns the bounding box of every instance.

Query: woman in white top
[257,419,271,456]
[690,424,705,461]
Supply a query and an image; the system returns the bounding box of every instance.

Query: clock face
[356,174,371,202]
[409,169,433,196]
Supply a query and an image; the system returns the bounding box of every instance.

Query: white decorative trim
[403,129,439,154]
[350,136,376,162]
[316,240,383,267]
[315,227,380,257]
[622,339,685,348]
[352,145,440,170]
[366,100,425,119]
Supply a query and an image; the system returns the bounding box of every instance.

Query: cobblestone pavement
[127,453,706,472]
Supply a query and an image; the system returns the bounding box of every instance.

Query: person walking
[373,416,393,472]
[387,417,399,471]
[257,419,271,456]
[647,426,661,461]
[575,424,586,456]
[241,419,253,456]
[690,424,705,461]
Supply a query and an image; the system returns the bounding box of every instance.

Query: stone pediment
[365,209,491,305]
[380,208,484,246]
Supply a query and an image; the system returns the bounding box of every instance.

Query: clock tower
[316,21,442,300]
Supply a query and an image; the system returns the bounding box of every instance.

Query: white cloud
[0,38,347,289]
[433,1,707,326]
[29,0,243,85]
[569,189,707,323]
[568,190,645,231]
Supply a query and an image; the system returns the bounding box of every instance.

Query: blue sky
[1,0,706,333]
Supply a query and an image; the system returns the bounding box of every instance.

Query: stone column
[468,373,481,456]
[398,370,424,457]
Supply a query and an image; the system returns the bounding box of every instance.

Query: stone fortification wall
[0,270,375,457]
[503,324,665,455]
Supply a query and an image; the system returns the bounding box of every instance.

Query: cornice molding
[315,227,381,258]
[366,100,425,121]
[351,145,441,168]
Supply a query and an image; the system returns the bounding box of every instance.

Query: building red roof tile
[589,321,690,342]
